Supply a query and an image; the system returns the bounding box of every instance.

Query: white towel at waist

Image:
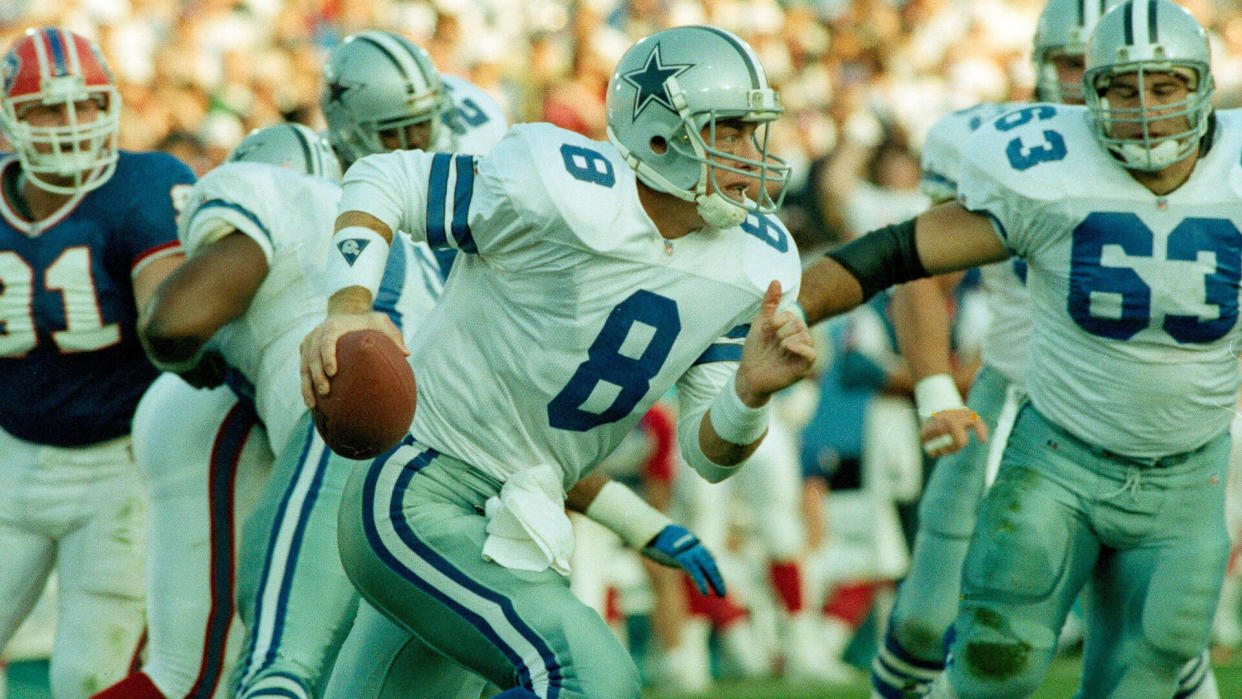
[481,464,574,576]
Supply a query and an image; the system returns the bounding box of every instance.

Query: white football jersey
[922,101,1031,383]
[435,74,508,156]
[958,105,1242,458]
[339,123,802,487]
[179,163,443,453]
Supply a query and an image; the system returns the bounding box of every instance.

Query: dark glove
[642,524,726,597]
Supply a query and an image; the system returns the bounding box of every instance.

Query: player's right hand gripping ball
[311,329,416,459]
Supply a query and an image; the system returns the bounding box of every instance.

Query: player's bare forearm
[565,471,611,513]
[798,256,864,326]
[698,413,764,466]
[139,232,267,367]
[890,277,954,382]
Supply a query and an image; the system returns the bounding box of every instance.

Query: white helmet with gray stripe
[228,122,342,181]
[1084,0,1213,171]
[605,25,789,228]
[321,30,446,166]
[1032,0,1124,102]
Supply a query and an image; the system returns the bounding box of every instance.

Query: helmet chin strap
[696,192,747,228]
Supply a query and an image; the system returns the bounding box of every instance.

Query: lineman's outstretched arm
[798,202,1008,326]
[139,232,267,380]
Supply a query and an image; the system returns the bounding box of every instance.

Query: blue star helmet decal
[621,44,693,120]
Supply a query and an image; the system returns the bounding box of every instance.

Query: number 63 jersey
[339,122,802,487]
[958,105,1242,459]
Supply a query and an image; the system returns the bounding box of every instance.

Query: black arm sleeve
[825,217,929,302]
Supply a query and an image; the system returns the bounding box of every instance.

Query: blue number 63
[1068,212,1242,343]
[994,105,1067,171]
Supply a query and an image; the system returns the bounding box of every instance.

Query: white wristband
[709,373,770,445]
[914,373,965,422]
[327,226,389,300]
[584,481,671,549]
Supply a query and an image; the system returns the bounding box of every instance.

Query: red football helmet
[0,28,120,194]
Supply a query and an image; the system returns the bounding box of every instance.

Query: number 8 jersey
[338,122,802,487]
[958,104,1242,458]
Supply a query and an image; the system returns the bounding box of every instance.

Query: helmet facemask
[1035,49,1088,104]
[328,90,444,166]
[613,76,790,229]
[0,31,120,196]
[321,31,448,168]
[1085,63,1212,171]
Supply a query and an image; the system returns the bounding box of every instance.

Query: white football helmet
[228,122,342,181]
[0,28,120,195]
[606,26,789,228]
[321,31,446,167]
[1032,0,1125,103]
[1084,0,1214,171]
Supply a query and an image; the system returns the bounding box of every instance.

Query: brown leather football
[310,329,416,459]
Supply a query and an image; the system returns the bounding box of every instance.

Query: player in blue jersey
[300,25,814,699]
[0,27,195,698]
[801,1,1235,696]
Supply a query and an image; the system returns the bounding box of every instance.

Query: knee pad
[948,606,1058,698]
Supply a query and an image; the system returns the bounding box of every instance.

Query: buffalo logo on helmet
[2,52,18,95]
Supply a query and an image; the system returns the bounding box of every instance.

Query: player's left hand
[642,525,726,597]
[735,280,816,407]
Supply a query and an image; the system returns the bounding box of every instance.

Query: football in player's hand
[311,329,416,459]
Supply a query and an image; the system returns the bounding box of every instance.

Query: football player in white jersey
[98,122,446,699]
[300,25,814,699]
[870,1,1145,696]
[800,1,1235,695]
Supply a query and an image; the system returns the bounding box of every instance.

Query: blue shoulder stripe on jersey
[426,153,451,249]
[374,235,408,332]
[726,324,749,339]
[693,343,743,365]
[43,29,68,77]
[195,200,272,243]
[451,154,476,253]
[920,171,956,191]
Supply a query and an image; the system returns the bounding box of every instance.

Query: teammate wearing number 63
[299,25,814,699]
[801,1,1235,696]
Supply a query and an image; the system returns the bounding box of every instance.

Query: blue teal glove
[642,525,726,597]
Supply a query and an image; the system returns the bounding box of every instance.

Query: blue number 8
[741,214,788,252]
[1068,213,1241,343]
[560,144,615,187]
[548,290,680,431]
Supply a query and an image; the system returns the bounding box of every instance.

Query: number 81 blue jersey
[958,104,1242,458]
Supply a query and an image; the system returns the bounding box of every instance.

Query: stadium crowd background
[7,0,1242,214]
[8,0,1242,695]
